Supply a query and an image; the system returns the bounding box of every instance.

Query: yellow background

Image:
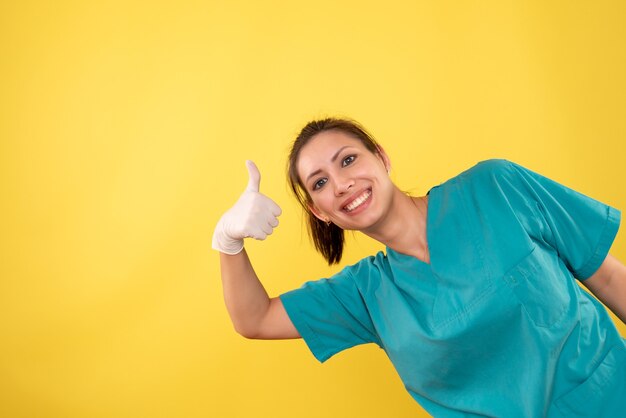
[1,1,624,417]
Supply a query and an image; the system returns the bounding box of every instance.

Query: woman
[212,118,626,417]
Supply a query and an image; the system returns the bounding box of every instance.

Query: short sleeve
[506,160,621,280]
[279,265,381,363]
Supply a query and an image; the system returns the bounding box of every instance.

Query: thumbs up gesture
[212,161,283,254]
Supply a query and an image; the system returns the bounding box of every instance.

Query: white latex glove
[212,160,282,255]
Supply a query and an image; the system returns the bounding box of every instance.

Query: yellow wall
[1,1,624,417]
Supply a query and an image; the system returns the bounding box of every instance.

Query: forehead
[297,130,366,178]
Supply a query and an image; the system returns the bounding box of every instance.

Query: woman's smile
[342,188,372,213]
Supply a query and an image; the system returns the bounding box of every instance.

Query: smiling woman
[211,118,626,417]
[287,119,393,264]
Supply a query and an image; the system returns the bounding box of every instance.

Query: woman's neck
[362,188,430,263]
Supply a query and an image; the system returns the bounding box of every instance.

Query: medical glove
[212,160,282,254]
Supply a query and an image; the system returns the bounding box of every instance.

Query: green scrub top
[279,159,625,417]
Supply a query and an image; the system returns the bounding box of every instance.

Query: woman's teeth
[344,190,372,212]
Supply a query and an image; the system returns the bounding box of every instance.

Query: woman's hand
[212,160,282,254]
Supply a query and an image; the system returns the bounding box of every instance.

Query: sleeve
[506,160,621,280]
[279,265,381,363]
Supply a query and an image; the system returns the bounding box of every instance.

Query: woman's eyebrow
[305,146,352,183]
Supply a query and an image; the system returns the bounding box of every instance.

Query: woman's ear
[307,202,329,223]
[376,145,392,173]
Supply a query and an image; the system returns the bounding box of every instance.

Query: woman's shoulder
[427,159,533,207]
[460,158,517,178]
[450,158,526,190]
[332,251,389,284]
[429,159,518,193]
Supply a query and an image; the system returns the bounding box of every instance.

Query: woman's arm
[220,250,300,339]
[213,160,300,339]
[582,254,626,324]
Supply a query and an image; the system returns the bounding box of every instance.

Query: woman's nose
[334,176,354,196]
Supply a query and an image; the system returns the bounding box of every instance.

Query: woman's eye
[342,155,356,167]
[313,178,327,190]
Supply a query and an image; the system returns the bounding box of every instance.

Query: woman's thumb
[245,160,261,192]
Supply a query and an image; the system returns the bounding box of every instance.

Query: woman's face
[296,130,393,232]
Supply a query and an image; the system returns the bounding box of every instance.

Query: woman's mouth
[343,189,372,212]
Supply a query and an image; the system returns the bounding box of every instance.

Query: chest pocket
[429,258,512,331]
[502,246,570,328]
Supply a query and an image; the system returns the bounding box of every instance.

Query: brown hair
[287,118,382,265]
